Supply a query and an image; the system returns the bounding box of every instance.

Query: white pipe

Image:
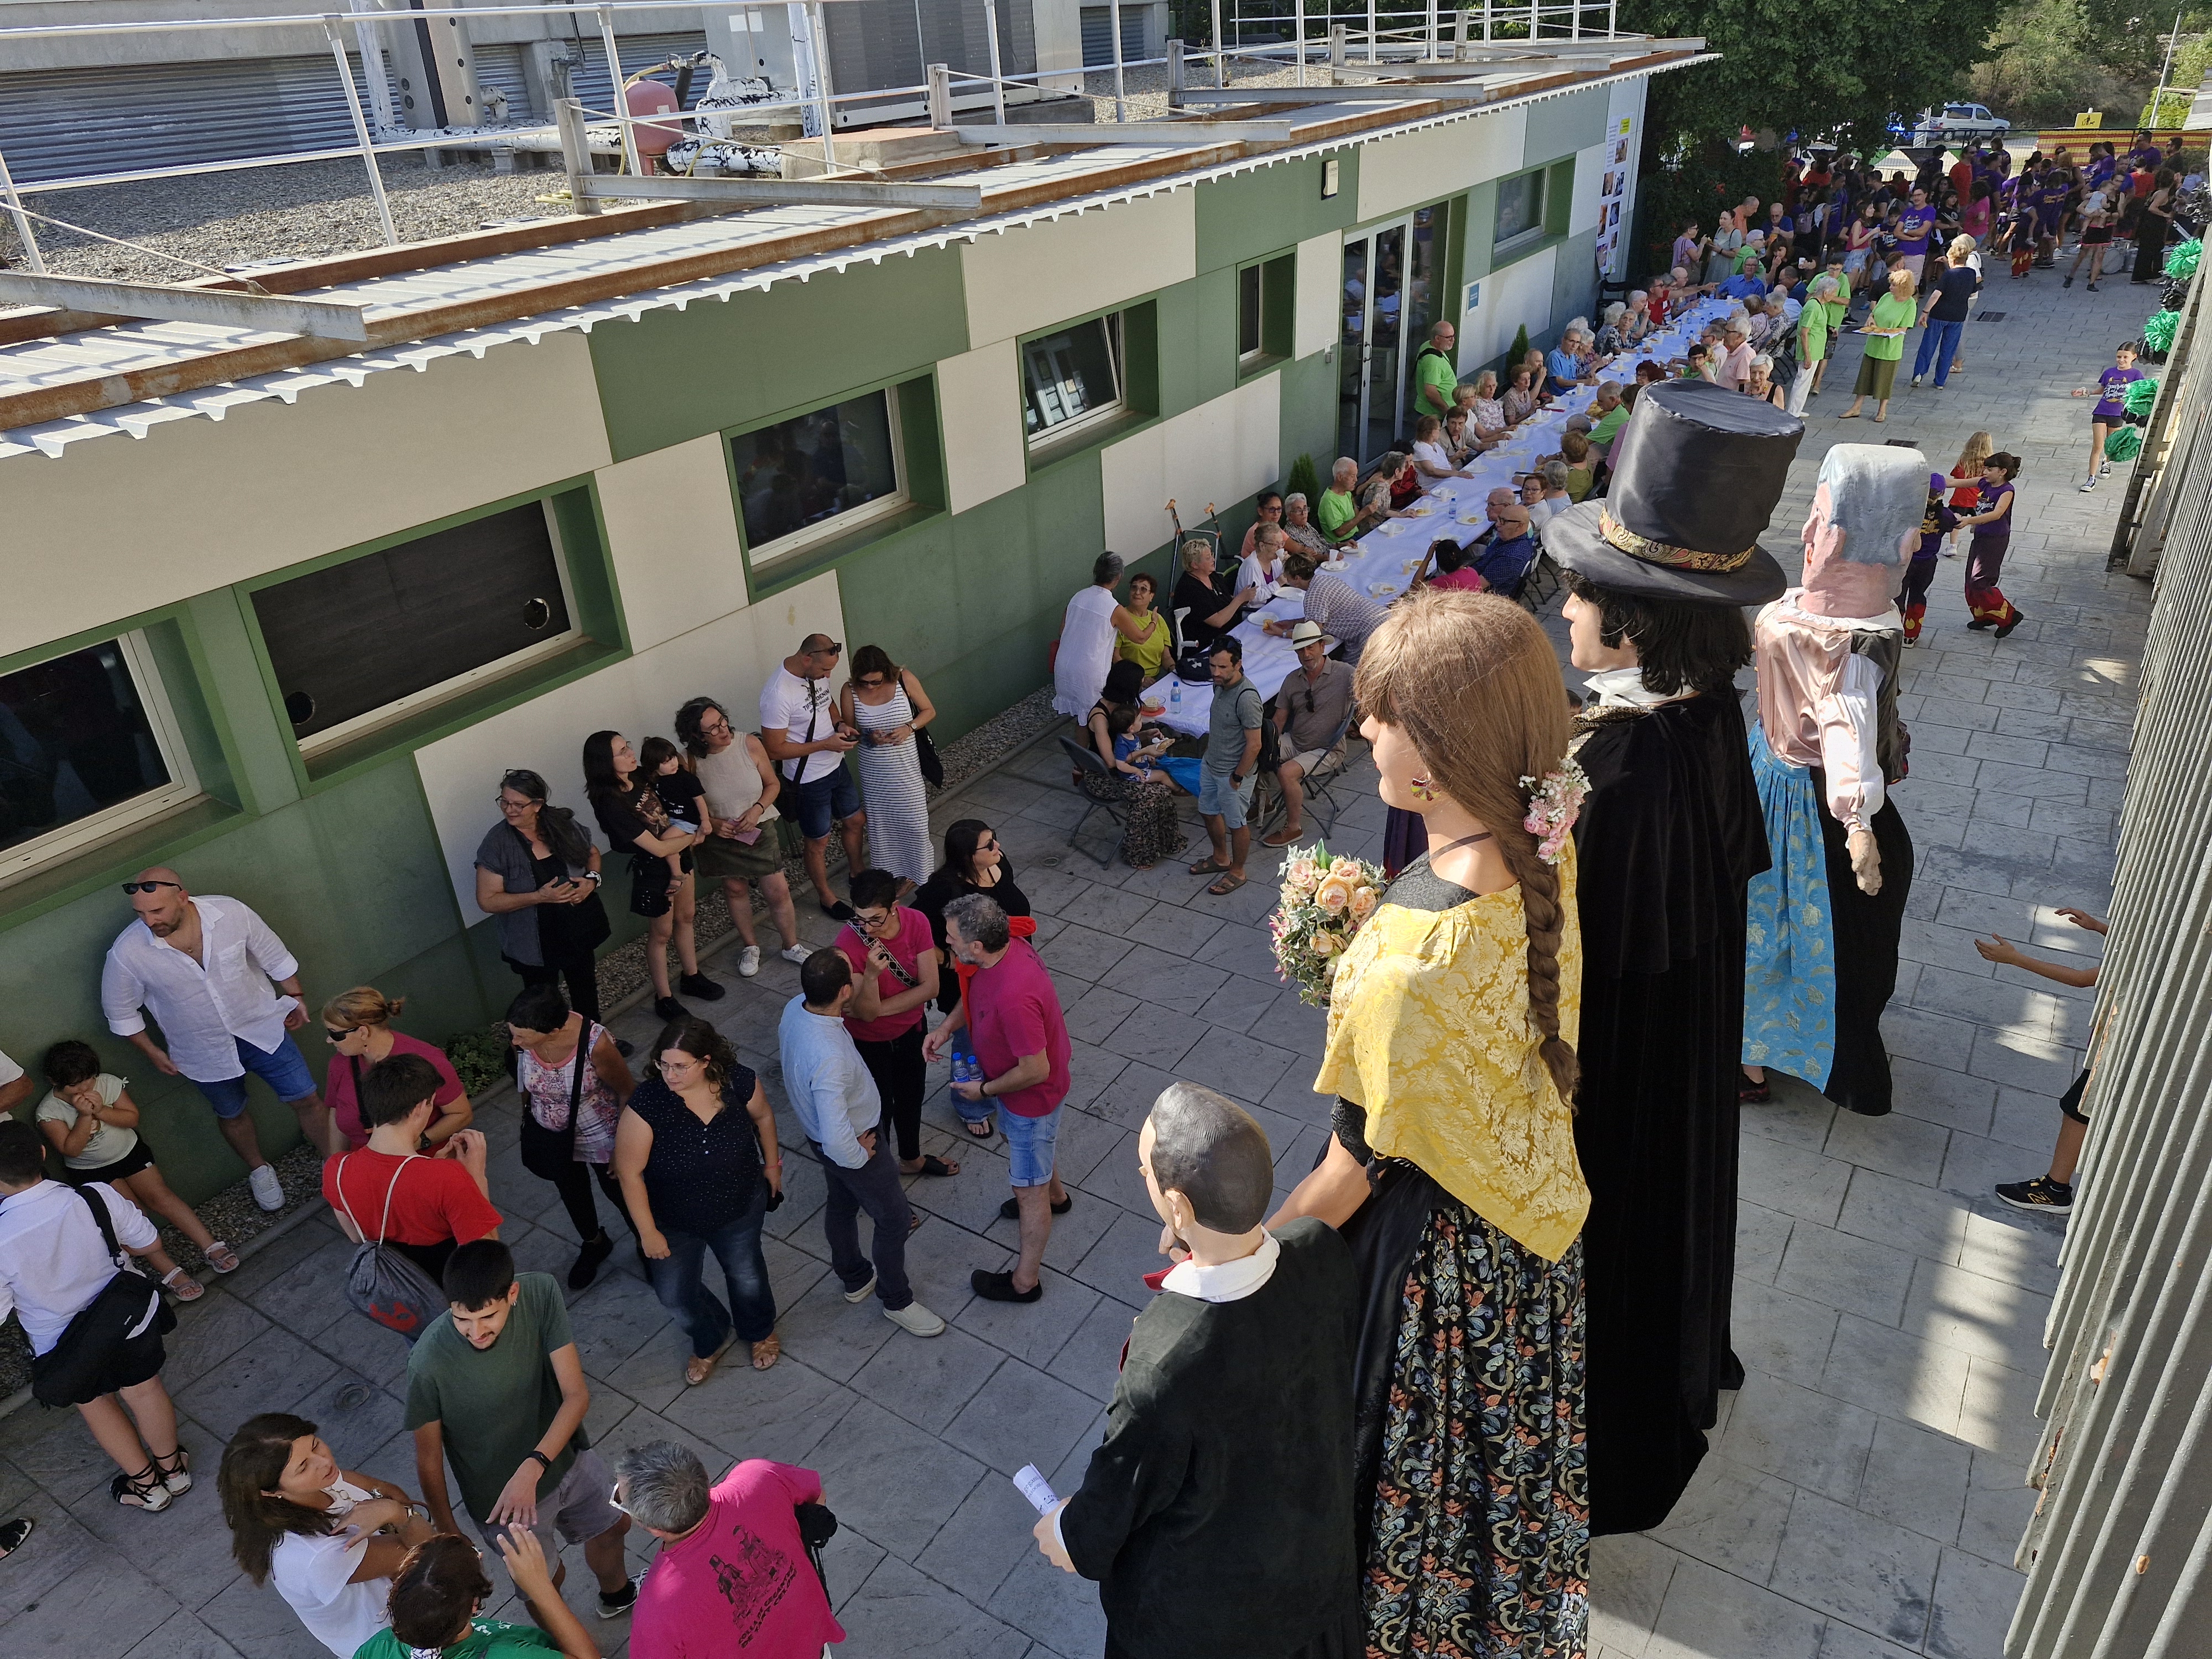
[596,6,644,175]
[807,1,837,166]
[325,19,398,245]
[984,0,1007,123]
[0,144,46,272]
[1295,0,1304,86]
[1109,0,1126,121]
[1368,0,1378,62]
[1213,0,1225,86]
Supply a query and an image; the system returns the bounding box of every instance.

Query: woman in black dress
[472,769,611,1022]
[583,730,719,1024]
[912,818,1033,1141]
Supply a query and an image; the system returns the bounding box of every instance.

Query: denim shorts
[1000,1104,1062,1187]
[791,764,862,840]
[1196,768,1255,831]
[193,1034,319,1118]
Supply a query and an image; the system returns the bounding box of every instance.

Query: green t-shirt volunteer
[1798,301,1830,366]
[403,1273,585,1524]
[1317,487,1359,543]
[1862,293,1915,362]
[355,1618,559,1659]
[1415,345,1459,416]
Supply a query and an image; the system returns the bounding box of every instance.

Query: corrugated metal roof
[0,55,1706,461]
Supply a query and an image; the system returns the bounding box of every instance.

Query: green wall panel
[1278,352,1338,481]
[1550,227,1600,343]
[588,246,971,461]
[1524,88,1606,166]
[1194,154,1359,271]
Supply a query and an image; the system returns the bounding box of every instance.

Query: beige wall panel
[0,333,613,662]
[595,434,750,655]
[1294,229,1343,359]
[936,338,1029,515]
[960,188,1198,347]
[1467,244,1557,367]
[1356,106,1527,223]
[1098,377,1281,557]
[1568,140,1607,236]
[415,570,844,922]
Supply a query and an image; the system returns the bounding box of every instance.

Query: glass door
[1400,205,1440,432]
[1337,217,1417,465]
[1363,222,1406,461]
[1337,236,1369,464]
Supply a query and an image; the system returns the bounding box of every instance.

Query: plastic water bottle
[1170,681,1182,714]
[951,1053,974,1088]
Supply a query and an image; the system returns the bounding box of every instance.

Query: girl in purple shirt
[2072,341,2143,491]
[1959,453,2023,638]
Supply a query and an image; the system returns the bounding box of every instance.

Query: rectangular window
[0,634,199,884]
[254,502,581,755]
[1024,314,1125,446]
[1238,262,1264,361]
[1495,170,1545,249]
[731,390,905,562]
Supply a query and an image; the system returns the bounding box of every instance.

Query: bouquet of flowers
[1270,842,1387,1005]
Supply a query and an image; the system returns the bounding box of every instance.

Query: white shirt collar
[1584,666,1694,710]
[1160,1229,1281,1303]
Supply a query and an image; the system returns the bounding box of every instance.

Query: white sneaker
[248,1164,284,1211]
[738,945,761,977]
[843,1270,878,1303]
[780,943,811,964]
[885,1300,946,1337]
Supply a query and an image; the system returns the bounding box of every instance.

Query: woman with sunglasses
[474,770,610,1025]
[321,987,471,1154]
[912,821,1032,1140]
[613,1018,782,1381]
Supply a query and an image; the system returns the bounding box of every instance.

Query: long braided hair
[1354,589,1579,1103]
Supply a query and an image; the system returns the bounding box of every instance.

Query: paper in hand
[1012,1464,1060,1515]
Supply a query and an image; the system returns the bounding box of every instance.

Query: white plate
[1322,559,1349,572]
[1369,581,1400,599]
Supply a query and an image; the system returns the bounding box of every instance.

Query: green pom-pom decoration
[2104,426,2144,465]
[2123,376,2161,417]
[2144,309,2181,354]
[2164,237,2203,280]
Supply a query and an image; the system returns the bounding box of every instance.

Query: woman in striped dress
[840,645,936,892]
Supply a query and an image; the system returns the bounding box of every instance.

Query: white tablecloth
[1146,299,1731,735]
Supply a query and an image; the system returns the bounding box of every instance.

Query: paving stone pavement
[0,262,2157,1659]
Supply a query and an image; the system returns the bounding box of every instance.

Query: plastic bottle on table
[1170,681,1182,714]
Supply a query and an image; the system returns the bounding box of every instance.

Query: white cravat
[1159,1229,1281,1303]
[1583,666,1695,711]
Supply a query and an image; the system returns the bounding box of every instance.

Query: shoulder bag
[518,1023,594,1181]
[336,1154,451,1345]
[29,1185,176,1408]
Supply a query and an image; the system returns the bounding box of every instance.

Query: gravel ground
[0,61,1323,283]
[0,1141,332,1403]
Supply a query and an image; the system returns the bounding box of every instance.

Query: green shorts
[694,826,786,883]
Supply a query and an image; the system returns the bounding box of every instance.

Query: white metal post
[554,95,603,214]
[1483,0,1492,41]
[1368,0,1378,62]
[0,145,45,274]
[807,1,837,168]
[1606,0,1616,34]
[1168,36,1185,108]
[1108,0,1126,121]
[1571,0,1580,38]
[325,19,398,247]
[347,0,397,135]
[595,6,643,175]
[1426,0,1437,59]
[1329,20,1345,84]
[926,62,951,128]
[1295,0,1305,86]
[1212,0,1225,86]
[983,0,1008,123]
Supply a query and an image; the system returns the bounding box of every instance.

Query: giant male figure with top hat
[1543,380,1792,1535]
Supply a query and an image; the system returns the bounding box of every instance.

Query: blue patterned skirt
[1741,723,1838,1087]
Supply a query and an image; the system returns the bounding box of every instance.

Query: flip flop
[1188,858,1232,877]
[1207,873,1249,896]
[914,1155,960,1177]
[964,1117,996,1140]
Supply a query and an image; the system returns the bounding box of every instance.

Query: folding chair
[1259,711,1357,842]
[1518,549,1566,615]
[1057,734,1128,868]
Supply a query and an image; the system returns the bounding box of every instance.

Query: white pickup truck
[1911,103,2011,145]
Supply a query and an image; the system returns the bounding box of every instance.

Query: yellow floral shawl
[1314,844,1589,1261]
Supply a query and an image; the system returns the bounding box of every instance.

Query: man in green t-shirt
[1588,383,1629,451]
[1414,320,1460,419]
[1317,457,1361,545]
[407,1240,635,1625]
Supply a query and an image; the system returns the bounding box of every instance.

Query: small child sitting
[1108,705,1196,795]
[35,1040,239,1297]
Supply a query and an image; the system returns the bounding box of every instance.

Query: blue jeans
[192,1033,319,1118]
[641,1185,776,1355]
[1913,319,1963,387]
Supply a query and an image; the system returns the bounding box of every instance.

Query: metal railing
[2006,253,2212,1657]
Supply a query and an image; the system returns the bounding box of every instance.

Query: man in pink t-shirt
[833,868,952,1178]
[922,891,1071,1306]
[617,1442,843,1658]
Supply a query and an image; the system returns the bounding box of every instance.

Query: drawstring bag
[336,1154,449,1345]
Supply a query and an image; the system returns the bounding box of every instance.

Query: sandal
[750,1334,782,1371]
[1206,873,1248,896]
[684,1331,736,1387]
[112,1465,174,1512]
[911,1155,960,1177]
[202,1240,239,1274]
[159,1267,205,1302]
[153,1447,192,1495]
[964,1117,996,1140]
[0,1517,33,1559]
[1188,857,1232,877]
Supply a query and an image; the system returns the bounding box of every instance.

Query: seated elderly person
[1411,415,1474,483]
[1263,549,1386,663]
[1545,326,1605,389]
[1280,491,1329,558]
[1519,470,1555,532]
[1535,460,1574,524]
[1715,317,1755,390]
[1259,618,1358,847]
[1314,457,1363,546]
[1621,289,1655,345]
[1587,382,1629,460]
[1592,301,1630,355]
[1372,451,1421,517]
[1439,407,1479,467]
[1171,537,1256,652]
[1457,371,1511,445]
[1500,362,1542,426]
[1717,259,1767,301]
[1469,499,1540,598]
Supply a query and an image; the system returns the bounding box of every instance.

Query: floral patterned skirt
[1112,774,1183,868]
[1364,1204,1589,1659]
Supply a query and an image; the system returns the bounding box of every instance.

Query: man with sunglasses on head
[758,634,865,924]
[100,868,331,1207]
[1260,619,1355,851]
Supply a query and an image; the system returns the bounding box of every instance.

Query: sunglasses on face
[119,880,180,895]
[324,1028,354,1044]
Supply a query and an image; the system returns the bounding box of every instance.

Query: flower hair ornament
[1519,758,1591,865]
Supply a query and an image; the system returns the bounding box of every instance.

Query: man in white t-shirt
[758,634,865,921]
[0,1047,27,1117]
[0,1118,184,1512]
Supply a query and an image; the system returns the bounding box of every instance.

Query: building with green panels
[0,65,1668,1199]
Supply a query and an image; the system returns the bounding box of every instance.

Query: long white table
[1148,298,1731,734]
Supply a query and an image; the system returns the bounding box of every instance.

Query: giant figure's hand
[1848,828,1882,895]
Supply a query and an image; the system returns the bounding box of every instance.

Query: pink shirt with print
[970,938,1072,1119]
[629,1460,843,1659]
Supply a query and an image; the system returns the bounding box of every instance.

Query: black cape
[1060,1218,1364,1659]
[1569,690,1771,1536]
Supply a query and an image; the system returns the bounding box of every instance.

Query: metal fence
[2007,257,2212,1656]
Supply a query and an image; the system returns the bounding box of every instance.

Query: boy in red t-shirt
[323,1053,500,1287]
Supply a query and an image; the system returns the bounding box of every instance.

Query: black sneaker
[1996,1175,2073,1213]
[971,1268,1043,1303]
[1000,1193,1074,1220]
[677,971,725,1001]
[568,1231,615,1291]
[1995,612,2026,640]
[653,995,686,1022]
[597,1579,639,1620]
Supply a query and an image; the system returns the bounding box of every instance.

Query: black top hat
[1543,379,1803,604]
